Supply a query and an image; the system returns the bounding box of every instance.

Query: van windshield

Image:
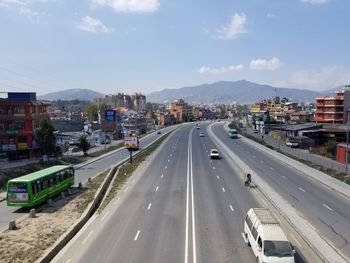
[264,240,293,257]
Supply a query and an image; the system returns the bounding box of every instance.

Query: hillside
[38,89,104,101]
[148,80,323,104]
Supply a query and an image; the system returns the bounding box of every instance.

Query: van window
[264,241,293,257]
[245,215,253,230]
[252,226,258,240]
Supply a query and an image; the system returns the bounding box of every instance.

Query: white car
[286,141,299,148]
[199,132,204,137]
[210,149,220,159]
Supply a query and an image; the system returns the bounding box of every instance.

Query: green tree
[36,118,56,156]
[324,139,337,158]
[79,136,90,156]
[86,103,98,121]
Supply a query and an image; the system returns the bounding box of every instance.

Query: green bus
[7,165,74,207]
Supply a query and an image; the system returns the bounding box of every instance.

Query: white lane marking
[168,159,170,162]
[82,231,94,245]
[114,197,120,205]
[161,174,164,179]
[270,167,274,170]
[165,166,167,169]
[213,166,216,170]
[124,186,129,192]
[289,233,302,248]
[190,133,197,263]
[217,175,220,179]
[185,131,190,263]
[261,198,268,207]
[170,154,172,157]
[100,210,109,221]
[298,187,306,192]
[156,186,159,191]
[131,179,135,183]
[222,187,226,193]
[252,155,256,158]
[323,203,333,211]
[147,203,152,210]
[260,160,263,163]
[229,205,234,212]
[134,230,141,241]
[210,160,212,162]
[282,175,287,179]
[65,259,72,263]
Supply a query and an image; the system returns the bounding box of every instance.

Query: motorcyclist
[245,173,252,187]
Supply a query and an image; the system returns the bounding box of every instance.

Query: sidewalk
[245,128,347,173]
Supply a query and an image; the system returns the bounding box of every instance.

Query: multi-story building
[132,92,146,112]
[314,88,350,124]
[95,92,146,113]
[0,92,51,160]
[168,99,193,123]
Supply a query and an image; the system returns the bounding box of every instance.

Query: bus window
[49,176,54,187]
[32,182,37,195]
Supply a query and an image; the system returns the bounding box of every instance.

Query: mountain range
[38,89,104,101]
[38,81,341,104]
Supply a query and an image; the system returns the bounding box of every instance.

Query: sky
[0,0,349,96]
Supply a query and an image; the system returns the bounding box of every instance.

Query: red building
[0,92,51,160]
[314,90,345,123]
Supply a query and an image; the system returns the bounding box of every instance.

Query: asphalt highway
[53,123,313,263]
[0,126,175,231]
[211,123,350,261]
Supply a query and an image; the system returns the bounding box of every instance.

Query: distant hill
[38,89,104,101]
[147,80,323,104]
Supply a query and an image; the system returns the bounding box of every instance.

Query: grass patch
[99,133,170,212]
[74,169,110,214]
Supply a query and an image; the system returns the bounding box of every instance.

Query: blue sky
[0,0,349,96]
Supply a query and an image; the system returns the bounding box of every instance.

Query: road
[53,123,313,263]
[0,126,175,231]
[211,123,350,261]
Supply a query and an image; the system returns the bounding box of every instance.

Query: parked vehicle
[7,165,74,207]
[286,140,299,148]
[244,208,295,263]
[228,128,238,139]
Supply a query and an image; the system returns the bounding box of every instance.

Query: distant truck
[124,135,139,150]
[244,208,295,263]
[228,128,238,139]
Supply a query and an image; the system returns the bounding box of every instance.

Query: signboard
[104,110,116,122]
[6,130,19,136]
[124,136,139,150]
[2,144,16,151]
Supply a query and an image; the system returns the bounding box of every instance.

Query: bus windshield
[264,240,293,257]
[7,183,29,202]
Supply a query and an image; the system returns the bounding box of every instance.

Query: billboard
[104,110,116,122]
[124,136,139,150]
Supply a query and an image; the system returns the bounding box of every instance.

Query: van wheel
[256,257,259,262]
[245,233,250,247]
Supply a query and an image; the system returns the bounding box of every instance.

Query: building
[0,92,51,160]
[122,110,147,135]
[95,92,146,113]
[314,87,350,124]
[132,92,146,112]
[168,99,193,123]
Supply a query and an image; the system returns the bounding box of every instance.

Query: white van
[243,208,295,263]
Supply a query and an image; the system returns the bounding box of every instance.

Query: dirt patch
[0,169,109,263]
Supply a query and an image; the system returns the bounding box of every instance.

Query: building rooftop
[285,123,322,131]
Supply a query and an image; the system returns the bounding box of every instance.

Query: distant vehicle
[244,208,295,263]
[228,128,238,139]
[196,126,200,129]
[199,132,204,137]
[157,130,161,134]
[7,165,74,207]
[210,149,220,159]
[286,141,299,148]
[68,138,80,146]
[253,129,259,134]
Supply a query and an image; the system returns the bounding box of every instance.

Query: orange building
[314,90,345,123]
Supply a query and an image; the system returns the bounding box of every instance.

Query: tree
[36,118,56,156]
[324,139,337,158]
[86,103,98,122]
[79,136,90,156]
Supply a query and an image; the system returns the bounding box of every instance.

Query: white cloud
[290,66,350,90]
[301,0,330,4]
[250,57,282,71]
[197,64,244,74]
[77,16,114,33]
[217,13,247,40]
[90,0,160,13]
[0,0,49,17]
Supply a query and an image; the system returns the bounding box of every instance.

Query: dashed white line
[134,230,141,241]
[165,166,167,169]
[270,167,274,170]
[323,203,333,211]
[252,155,256,158]
[100,210,109,221]
[147,203,152,210]
[65,259,72,263]
[260,160,263,163]
[217,175,220,179]
[161,174,164,179]
[222,187,226,193]
[81,231,94,245]
[113,197,120,205]
[124,186,129,192]
[282,175,287,179]
[155,186,159,191]
[229,205,234,212]
[168,159,170,162]
[131,179,135,183]
[213,166,216,170]
[298,187,306,192]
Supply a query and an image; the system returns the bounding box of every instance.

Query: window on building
[31,106,36,114]
[15,121,25,129]
[18,136,27,143]
[9,138,15,144]
[13,106,24,114]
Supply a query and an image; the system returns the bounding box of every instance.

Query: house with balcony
[0,92,51,160]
